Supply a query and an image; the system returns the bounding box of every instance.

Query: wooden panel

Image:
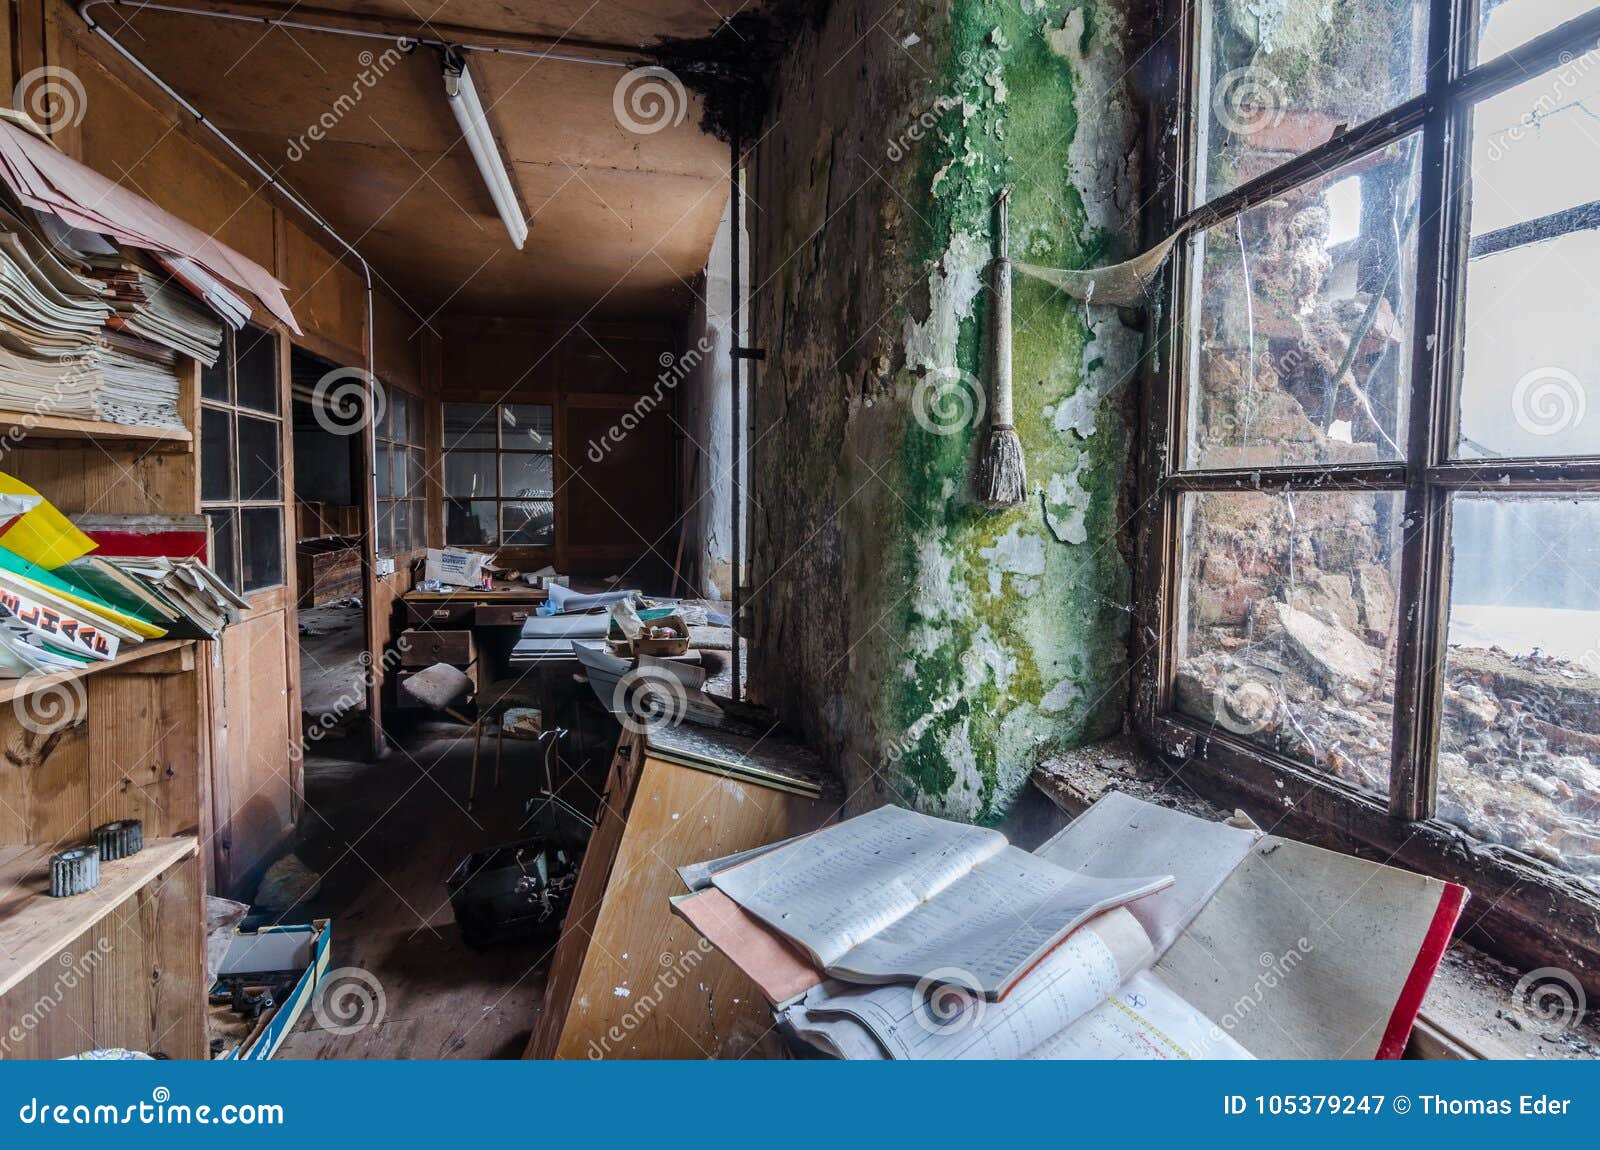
[213,608,295,897]
[563,401,675,582]
[63,15,276,267]
[532,748,836,1059]
[282,222,367,365]
[86,667,203,838]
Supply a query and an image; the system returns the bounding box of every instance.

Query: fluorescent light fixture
[442,53,528,250]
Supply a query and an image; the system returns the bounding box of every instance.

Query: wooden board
[0,836,197,997]
[529,742,839,1059]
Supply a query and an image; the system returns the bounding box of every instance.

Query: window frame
[200,324,286,596]
[441,401,557,548]
[1136,1,1600,970]
[375,386,427,557]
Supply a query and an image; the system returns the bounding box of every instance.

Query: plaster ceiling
[103,1,738,320]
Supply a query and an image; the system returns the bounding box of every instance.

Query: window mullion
[1386,0,1463,821]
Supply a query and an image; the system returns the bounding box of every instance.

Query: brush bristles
[977,426,1027,508]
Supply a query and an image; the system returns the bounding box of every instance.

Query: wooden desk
[399,585,549,632]
[528,725,841,1059]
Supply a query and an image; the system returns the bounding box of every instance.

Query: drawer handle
[511,611,528,621]
[432,608,449,618]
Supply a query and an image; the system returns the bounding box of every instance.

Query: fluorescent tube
[443,56,528,250]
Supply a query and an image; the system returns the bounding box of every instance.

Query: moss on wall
[749,0,1143,822]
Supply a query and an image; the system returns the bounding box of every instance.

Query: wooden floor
[273,702,614,1060]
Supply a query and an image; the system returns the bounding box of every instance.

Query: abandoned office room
[0,0,1595,1069]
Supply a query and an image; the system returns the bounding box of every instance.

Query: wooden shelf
[0,835,198,997]
[0,412,192,451]
[0,638,197,707]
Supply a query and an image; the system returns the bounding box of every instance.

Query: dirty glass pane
[240,506,283,593]
[235,326,279,414]
[1475,0,1596,64]
[443,451,497,499]
[443,402,495,450]
[503,500,555,546]
[236,414,282,501]
[445,498,497,546]
[1439,495,1600,886]
[408,499,426,550]
[207,509,238,593]
[375,443,392,498]
[1454,49,1600,460]
[1195,0,1429,202]
[1174,489,1405,794]
[501,452,553,500]
[1185,141,1420,469]
[408,448,428,499]
[502,403,554,451]
[201,406,233,502]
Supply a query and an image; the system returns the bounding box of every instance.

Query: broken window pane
[1185,142,1420,469]
[1175,489,1404,794]
[1438,494,1600,887]
[1195,0,1429,202]
[1475,0,1596,64]
[1454,48,1600,460]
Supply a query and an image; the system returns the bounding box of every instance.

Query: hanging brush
[977,187,1025,508]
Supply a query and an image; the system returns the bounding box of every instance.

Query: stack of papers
[0,201,185,430]
[101,555,247,639]
[88,255,227,364]
[0,116,299,332]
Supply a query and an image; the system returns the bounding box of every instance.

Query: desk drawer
[475,603,537,627]
[402,601,478,630]
[398,628,475,668]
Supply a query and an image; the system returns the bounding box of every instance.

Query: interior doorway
[289,345,371,753]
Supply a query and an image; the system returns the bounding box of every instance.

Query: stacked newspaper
[0,201,188,430]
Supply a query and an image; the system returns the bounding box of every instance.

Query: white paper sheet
[1026,971,1254,1060]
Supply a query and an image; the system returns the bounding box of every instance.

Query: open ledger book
[707,804,1172,999]
[674,792,1468,1059]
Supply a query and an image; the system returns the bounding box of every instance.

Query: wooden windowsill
[0,835,199,997]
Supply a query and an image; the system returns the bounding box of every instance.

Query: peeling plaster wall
[748,0,1146,822]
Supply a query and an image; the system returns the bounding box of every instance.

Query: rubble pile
[1176,487,1600,884]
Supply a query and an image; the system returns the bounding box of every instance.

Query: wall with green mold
[747,0,1147,822]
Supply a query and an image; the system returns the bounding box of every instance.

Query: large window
[1144,3,1600,912]
[377,388,426,555]
[201,325,284,594]
[442,402,555,547]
